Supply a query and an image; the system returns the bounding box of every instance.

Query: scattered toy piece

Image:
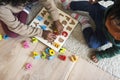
[3,34,9,40]
[25,63,32,70]
[32,51,40,60]
[0,34,2,40]
[70,55,79,62]
[48,56,55,60]
[41,51,47,59]
[49,49,55,56]
[45,47,50,54]
[31,37,38,43]
[58,55,66,61]
[34,55,41,60]
[22,40,30,48]
[41,47,56,60]
[33,51,39,56]
[59,48,66,54]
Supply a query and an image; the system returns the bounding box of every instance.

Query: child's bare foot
[91,54,98,63]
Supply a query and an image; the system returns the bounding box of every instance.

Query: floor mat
[63,25,120,79]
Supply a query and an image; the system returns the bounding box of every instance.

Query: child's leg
[61,1,106,31]
[71,13,108,49]
[1,11,28,38]
[14,11,28,24]
[0,20,19,38]
[62,1,107,45]
[69,1,106,30]
[14,0,39,24]
[83,28,109,49]
[70,1,109,47]
[71,13,109,63]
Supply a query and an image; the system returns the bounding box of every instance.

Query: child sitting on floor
[61,0,120,63]
[0,0,64,42]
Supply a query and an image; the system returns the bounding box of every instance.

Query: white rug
[60,0,120,79]
[63,24,120,79]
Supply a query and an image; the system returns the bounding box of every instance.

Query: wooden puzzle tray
[29,7,78,52]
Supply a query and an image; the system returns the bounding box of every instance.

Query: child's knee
[88,41,100,49]
[1,21,19,38]
[3,29,19,38]
[8,33,19,38]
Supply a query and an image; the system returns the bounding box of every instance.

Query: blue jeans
[70,1,108,49]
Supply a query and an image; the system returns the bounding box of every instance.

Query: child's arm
[40,0,64,34]
[40,0,59,21]
[0,7,43,37]
[95,45,120,60]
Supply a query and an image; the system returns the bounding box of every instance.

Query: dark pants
[1,11,28,38]
[70,1,108,49]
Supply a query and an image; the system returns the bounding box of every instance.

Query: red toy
[58,55,66,61]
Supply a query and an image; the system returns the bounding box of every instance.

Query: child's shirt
[95,5,120,60]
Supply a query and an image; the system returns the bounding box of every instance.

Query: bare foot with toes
[91,54,98,63]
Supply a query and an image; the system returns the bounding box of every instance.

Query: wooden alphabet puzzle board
[29,7,78,52]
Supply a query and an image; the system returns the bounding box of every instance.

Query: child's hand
[53,20,64,35]
[42,30,57,42]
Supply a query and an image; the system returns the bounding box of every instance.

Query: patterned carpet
[60,0,120,79]
[63,24,120,79]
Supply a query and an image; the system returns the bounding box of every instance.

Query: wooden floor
[0,24,118,80]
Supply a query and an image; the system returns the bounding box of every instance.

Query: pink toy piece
[23,41,30,48]
[25,63,32,70]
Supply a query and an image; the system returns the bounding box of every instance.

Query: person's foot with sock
[60,0,70,9]
[71,13,91,30]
